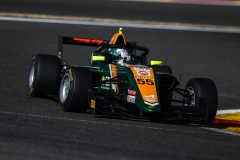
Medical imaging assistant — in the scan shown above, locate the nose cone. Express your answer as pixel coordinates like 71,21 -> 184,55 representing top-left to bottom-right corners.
129,66 -> 161,113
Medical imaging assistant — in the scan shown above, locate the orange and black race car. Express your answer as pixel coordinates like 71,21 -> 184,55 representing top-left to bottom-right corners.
28,28 -> 218,124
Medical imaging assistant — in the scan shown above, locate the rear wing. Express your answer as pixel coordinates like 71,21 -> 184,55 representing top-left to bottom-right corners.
57,36 -> 149,59
58,36 -> 110,59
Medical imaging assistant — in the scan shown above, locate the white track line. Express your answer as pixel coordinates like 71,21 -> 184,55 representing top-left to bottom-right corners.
116,0 -> 240,6
217,109 -> 240,115
1,16 -> 240,34
203,127 -> 240,136
0,110 -> 239,136
209,109 -> 240,137
0,110 -> 218,135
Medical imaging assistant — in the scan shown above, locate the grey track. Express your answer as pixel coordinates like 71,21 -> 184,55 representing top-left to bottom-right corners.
1,0 -> 240,26
0,1 -> 240,160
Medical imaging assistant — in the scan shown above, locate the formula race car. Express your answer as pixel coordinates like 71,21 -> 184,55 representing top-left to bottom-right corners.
28,28 -> 218,124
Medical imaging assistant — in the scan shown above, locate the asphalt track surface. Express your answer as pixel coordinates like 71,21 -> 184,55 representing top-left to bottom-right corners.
1,1 -> 240,160
1,0 -> 240,26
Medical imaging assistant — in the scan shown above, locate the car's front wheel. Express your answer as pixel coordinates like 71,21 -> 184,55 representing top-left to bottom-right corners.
185,78 -> 218,124
59,67 -> 92,112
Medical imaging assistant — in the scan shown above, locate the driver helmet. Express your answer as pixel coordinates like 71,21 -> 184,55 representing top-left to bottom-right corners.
109,48 -> 130,65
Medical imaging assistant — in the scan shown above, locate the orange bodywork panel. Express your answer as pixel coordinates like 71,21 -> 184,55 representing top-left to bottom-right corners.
109,33 -> 127,45
110,64 -> 119,93
130,66 -> 159,105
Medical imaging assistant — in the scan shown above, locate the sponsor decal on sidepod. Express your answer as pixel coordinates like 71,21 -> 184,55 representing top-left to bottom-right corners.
127,95 -> 136,104
128,89 -> 136,96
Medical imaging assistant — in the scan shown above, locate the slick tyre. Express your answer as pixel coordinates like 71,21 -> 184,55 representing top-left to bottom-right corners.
185,78 -> 218,124
28,54 -> 61,97
59,67 -> 92,112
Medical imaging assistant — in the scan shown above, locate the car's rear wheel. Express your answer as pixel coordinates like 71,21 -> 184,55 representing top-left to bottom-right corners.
59,67 -> 92,112
185,78 -> 218,124
28,54 -> 61,97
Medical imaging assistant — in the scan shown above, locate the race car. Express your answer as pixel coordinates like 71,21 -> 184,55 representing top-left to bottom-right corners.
28,28 -> 218,124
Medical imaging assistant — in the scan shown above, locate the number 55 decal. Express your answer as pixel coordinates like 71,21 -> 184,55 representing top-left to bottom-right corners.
137,79 -> 154,85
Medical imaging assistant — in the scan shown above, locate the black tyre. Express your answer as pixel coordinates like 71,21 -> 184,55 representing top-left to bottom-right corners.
151,65 -> 172,74
185,78 -> 218,124
28,54 -> 61,97
59,67 -> 92,112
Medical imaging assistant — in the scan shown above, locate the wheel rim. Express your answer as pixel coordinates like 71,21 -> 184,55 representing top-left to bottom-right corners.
59,74 -> 71,104
29,61 -> 35,88
185,86 -> 196,107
